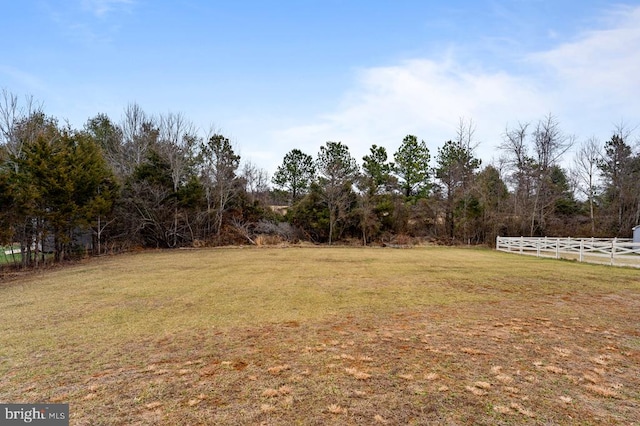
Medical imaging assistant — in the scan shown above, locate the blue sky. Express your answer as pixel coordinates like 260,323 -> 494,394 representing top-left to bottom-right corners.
2,0 -> 640,174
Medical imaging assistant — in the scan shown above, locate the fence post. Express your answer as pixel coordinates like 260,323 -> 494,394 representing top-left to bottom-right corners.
579,239 -> 584,263
611,238 -> 616,266
520,236 -> 524,254
556,238 -> 560,259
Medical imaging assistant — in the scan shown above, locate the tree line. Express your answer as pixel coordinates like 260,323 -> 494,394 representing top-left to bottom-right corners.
1,90 -> 639,267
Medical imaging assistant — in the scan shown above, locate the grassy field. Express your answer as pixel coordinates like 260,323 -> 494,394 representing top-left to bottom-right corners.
0,245 -> 21,265
0,247 -> 639,425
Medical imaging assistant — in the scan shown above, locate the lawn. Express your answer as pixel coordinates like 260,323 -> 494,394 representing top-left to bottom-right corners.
0,247 -> 639,425
0,245 -> 21,265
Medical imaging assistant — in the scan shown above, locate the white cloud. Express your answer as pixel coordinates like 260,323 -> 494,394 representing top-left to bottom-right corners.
269,5 -> 640,170
528,5 -> 640,128
272,58 -> 549,168
532,5 -> 640,86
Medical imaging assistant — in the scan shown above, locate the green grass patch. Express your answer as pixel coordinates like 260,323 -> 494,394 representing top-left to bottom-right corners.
0,245 -> 21,265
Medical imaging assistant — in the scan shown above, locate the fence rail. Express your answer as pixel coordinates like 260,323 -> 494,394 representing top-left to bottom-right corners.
496,237 -> 640,267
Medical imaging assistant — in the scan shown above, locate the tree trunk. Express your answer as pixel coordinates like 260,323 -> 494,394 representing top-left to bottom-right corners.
328,205 -> 334,245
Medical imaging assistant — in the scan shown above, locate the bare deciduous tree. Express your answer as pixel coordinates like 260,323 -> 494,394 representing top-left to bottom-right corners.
85,113 -> 125,178
0,89 -> 44,170
157,112 -> 198,246
199,133 -> 241,237
499,115 -> 574,235
241,160 -> 270,204
530,114 -> 574,234
499,122 -> 533,233
120,103 -> 158,175
573,137 -> 601,234
455,117 -> 481,243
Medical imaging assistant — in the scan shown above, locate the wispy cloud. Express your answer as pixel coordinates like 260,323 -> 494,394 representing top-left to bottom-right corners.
0,65 -> 49,94
42,0 -> 136,46
80,0 -> 135,18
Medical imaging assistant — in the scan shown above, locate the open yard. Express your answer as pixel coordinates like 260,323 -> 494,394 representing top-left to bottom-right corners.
0,245 -> 21,265
0,247 -> 639,425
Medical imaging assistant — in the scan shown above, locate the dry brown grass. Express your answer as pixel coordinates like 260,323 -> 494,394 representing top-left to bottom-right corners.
0,247 -> 639,425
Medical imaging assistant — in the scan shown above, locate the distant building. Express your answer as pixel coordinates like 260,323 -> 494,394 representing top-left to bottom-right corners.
269,205 -> 289,216
634,225 -> 640,243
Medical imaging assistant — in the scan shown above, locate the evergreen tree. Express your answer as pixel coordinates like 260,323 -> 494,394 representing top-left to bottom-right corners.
272,149 -> 315,204
10,124 -> 116,263
316,141 -> 358,244
199,134 -> 241,237
358,144 -> 395,244
435,139 -> 481,240
474,165 -> 508,244
598,133 -> 640,235
361,144 -> 393,196
393,135 -> 430,198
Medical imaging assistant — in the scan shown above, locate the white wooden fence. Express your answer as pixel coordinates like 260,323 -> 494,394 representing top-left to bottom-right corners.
496,237 -> 640,267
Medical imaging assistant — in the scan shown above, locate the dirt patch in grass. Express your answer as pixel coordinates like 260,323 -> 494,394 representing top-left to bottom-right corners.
6,300 -> 638,425
0,247 -> 639,424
